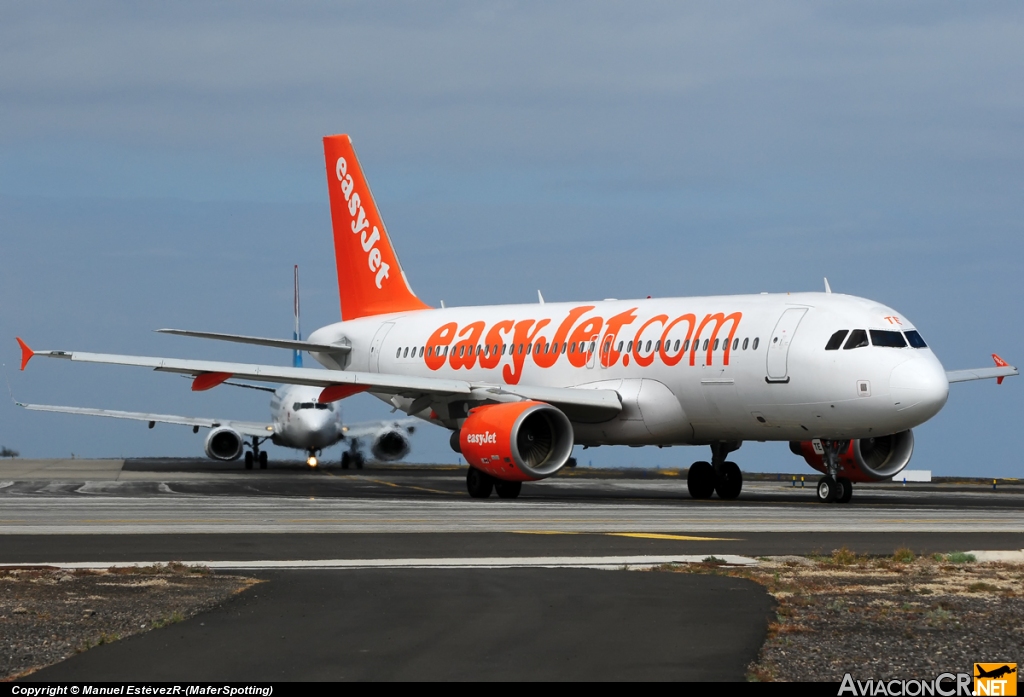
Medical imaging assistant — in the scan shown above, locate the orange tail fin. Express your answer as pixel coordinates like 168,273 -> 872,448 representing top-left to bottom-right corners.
323,135 -> 430,321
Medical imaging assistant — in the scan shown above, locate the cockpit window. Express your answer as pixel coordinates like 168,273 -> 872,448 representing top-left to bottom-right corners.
825,330 -> 848,351
294,402 -> 329,411
843,330 -> 869,350
905,330 -> 928,348
870,330 -> 908,348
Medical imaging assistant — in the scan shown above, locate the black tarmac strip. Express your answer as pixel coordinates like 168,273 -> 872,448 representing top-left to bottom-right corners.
1,531 -> 1022,564
23,568 -> 774,681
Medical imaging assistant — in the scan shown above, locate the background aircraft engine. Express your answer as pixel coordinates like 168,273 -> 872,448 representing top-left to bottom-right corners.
790,430 -> 915,482
204,427 -> 244,461
459,400 -> 574,482
371,428 -> 412,461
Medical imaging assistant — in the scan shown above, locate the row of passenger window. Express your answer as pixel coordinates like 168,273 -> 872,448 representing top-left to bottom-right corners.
824,329 -> 928,351
395,336 -> 762,360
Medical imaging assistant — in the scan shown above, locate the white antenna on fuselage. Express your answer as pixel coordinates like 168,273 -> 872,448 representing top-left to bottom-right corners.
824,277 -> 832,294
538,290 -> 545,304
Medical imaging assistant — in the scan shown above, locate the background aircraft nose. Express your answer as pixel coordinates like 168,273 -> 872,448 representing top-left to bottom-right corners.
890,355 -> 949,423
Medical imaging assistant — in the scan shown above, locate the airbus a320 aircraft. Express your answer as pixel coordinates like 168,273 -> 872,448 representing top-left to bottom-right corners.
16,135 -> 1018,502
16,266 -> 416,470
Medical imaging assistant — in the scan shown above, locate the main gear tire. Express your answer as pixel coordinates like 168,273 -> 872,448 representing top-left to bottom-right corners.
466,467 -> 494,499
687,461 -> 715,500
494,480 -> 522,499
244,452 -> 254,470
715,461 -> 743,500
258,451 -> 268,470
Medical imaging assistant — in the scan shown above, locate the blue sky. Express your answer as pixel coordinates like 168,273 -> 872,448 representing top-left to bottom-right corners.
1,2 -> 1021,475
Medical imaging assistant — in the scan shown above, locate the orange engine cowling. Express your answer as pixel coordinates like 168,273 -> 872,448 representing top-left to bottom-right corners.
459,401 -> 575,482
790,430 -> 915,482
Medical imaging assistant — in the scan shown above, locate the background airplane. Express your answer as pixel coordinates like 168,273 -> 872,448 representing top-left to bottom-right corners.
16,136 -> 1018,500
15,266 -> 416,470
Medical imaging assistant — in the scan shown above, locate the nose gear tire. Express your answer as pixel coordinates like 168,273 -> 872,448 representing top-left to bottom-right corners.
817,475 -> 838,503
836,476 -> 853,503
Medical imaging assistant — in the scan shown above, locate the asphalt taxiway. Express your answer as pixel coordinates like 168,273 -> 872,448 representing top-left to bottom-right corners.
3,458 -> 1022,680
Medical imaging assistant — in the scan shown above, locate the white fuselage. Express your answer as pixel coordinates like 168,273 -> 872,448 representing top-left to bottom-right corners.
269,384 -> 345,451
307,292 -> 949,445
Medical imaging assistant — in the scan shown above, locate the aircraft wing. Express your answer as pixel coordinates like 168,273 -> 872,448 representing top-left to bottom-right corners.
18,340 -> 623,421
343,417 -> 419,439
156,329 -> 351,356
16,402 -> 273,438
946,354 -> 1018,384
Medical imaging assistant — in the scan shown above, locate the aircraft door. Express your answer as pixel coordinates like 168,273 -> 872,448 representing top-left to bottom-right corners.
765,308 -> 808,382
369,322 -> 395,372
586,334 -> 600,368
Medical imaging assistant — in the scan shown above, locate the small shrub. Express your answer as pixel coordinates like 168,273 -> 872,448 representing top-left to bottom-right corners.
893,548 -> 916,564
830,547 -> 861,566
944,552 -> 976,564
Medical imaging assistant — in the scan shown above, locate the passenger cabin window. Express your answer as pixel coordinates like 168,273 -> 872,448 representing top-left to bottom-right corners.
870,330 -> 908,348
825,330 -> 849,351
752,337 -> 759,350
843,330 -> 869,350
905,330 -> 928,348
395,347 -> 401,358
742,338 -> 749,350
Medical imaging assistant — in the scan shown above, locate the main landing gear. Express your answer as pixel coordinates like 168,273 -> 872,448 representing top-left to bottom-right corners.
815,440 -> 854,504
687,442 -> 743,500
466,467 -> 521,499
340,440 -> 364,470
244,438 -> 269,470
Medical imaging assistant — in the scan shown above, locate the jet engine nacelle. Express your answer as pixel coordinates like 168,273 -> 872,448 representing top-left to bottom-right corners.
790,430 -> 915,482
460,401 -> 574,482
204,427 -> 244,461
371,427 -> 412,461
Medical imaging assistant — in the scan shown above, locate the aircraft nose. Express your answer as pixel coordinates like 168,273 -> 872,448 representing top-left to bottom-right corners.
890,354 -> 949,424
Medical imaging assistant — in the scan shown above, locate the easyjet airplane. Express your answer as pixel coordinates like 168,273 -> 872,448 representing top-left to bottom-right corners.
16,135 -> 1018,503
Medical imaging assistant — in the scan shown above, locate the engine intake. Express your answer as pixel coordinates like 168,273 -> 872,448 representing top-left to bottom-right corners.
791,430 -> 915,482
371,428 -> 411,461
204,427 -> 243,461
459,401 -> 574,482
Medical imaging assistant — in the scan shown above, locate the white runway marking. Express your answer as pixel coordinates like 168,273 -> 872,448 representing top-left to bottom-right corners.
1,554 -> 760,570
0,497 -> 1022,533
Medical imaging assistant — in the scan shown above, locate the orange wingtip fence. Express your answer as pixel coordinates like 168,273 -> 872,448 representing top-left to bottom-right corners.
15,338 -> 34,371
992,354 -> 1009,384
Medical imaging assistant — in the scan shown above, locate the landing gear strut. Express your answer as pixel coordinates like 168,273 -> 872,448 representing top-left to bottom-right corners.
816,440 -> 853,503
688,441 -> 743,500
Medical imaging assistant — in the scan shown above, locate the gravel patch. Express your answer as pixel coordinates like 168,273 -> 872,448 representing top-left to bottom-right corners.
657,550 -> 1024,682
0,564 -> 257,680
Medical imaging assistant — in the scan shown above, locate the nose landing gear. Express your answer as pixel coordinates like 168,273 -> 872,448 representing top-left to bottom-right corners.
816,440 -> 854,503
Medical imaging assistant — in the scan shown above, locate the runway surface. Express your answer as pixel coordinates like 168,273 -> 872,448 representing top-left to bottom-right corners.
25,568 -> 774,682
4,459 -> 1020,681
1,459 -> 1021,561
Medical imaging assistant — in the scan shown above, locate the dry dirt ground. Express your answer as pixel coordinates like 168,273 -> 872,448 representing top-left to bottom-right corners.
0,564 -> 257,680
659,549 -> 1024,682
